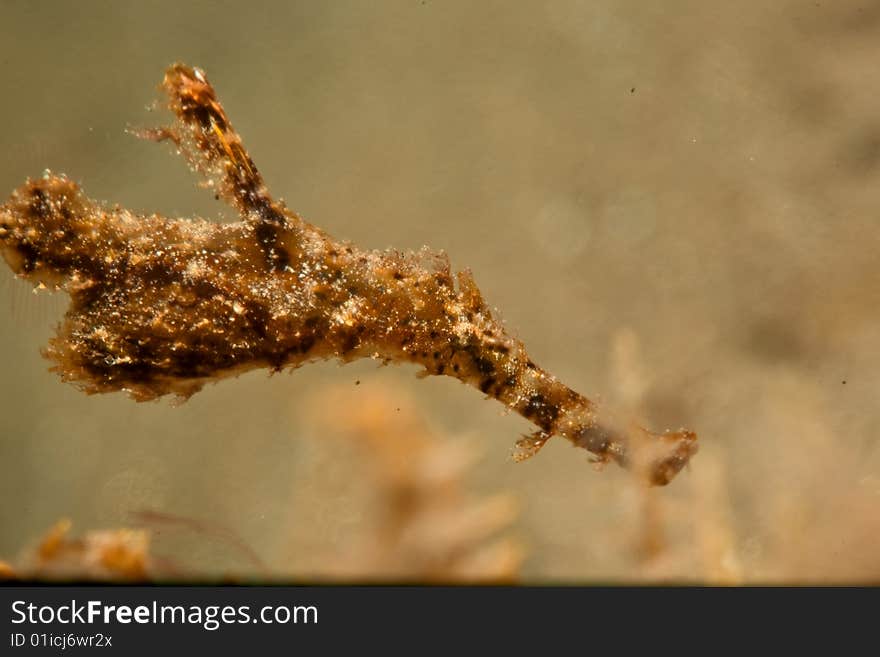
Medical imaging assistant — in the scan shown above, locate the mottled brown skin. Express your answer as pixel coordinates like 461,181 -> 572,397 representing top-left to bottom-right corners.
0,64 -> 696,485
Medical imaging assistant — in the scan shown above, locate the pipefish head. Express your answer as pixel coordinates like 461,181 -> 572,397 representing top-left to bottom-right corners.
573,422 -> 698,486
642,428 -> 698,486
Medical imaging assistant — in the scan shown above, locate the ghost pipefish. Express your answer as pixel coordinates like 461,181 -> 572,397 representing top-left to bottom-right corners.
0,64 -> 696,485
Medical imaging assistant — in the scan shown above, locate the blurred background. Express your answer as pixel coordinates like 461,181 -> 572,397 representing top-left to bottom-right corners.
1,0 -> 879,582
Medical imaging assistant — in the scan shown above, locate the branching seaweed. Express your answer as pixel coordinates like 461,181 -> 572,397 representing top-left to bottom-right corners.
302,384 -> 523,582
1,519 -> 151,582
0,64 -> 697,484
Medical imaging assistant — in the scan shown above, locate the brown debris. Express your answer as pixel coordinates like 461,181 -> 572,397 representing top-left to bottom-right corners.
0,63 -> 696,484
10,519 -> 151,582
0,560 -> 15,580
